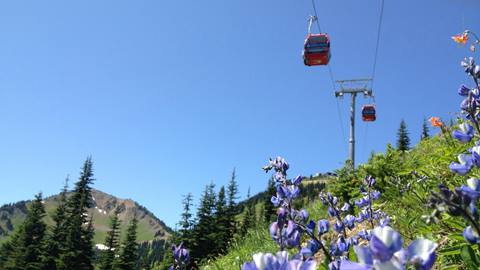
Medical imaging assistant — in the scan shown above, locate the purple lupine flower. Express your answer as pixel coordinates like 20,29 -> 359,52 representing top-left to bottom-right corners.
369,226 -> 403,262
241,251 -> 317,270
300,209 -> 309,222
271,196 -> 281,207
276,184 -> 300,202
358,209 -> 370,221
471,146 -> 480,167
452,123 -> 474,143
473,88 -> 480,98
171,243 -> 189,266
379,216 -> 390,227
407,239 -> 438,270
449,154 -> 474,175
454,186 -> 473,208
274,172 -> 284,182
263,156 -> 289,175
276,207 -> 287,219
333,220 -> 344,233
301,239 -> 320,259
471,202 -> 479,219
332,196 -> 338,205
269,222 -> 280,240
462,57 -> 480,80
460,98 -> 475,117
329,244 -> 342,257
341,203 -> 350,212
336,236 -> 349,253
289,185 -> 300,200
269,220 -> 301,249
330,236 -> 350,257
329,259 -> 372,270
355,197 -> 368,208
328,207 -> 337,217
320,196 -> 329,206
292,175 -> 303,185
459,84 -> 471,96
306,220 -> 315,234
285,229 -> 301,248
463,226 -> 480,244
356,215 -> 364,223
348,236 -> 359,246
344,215 -> 356,230
334,227 -> 437,270
276,185 -> 287,199
364,176 -> 376,187
317,219 -> 330,235
371,190 -> 381,200
357,229 -> 371,241
459,178 -> 480,200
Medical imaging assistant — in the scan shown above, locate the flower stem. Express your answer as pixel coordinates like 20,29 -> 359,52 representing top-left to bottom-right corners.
367,187 -> 375,229
295,222 -> 332,262
330,201 -> 347,237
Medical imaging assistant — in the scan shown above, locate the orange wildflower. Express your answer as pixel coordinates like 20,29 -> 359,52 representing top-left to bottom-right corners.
452,32 -> 469,45
429,117 -> 443,127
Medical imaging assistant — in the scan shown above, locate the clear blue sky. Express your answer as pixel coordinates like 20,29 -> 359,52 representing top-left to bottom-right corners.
0,0 -> 479,228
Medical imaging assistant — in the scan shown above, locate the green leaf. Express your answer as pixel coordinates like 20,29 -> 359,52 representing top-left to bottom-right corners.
441,265 -> 462,270
460,245 -> 479,269
319,257 -> 329,270
348,248 -> 357,262
439,244 -> 466,256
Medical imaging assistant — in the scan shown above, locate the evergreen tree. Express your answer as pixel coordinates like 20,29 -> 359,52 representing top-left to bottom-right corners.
421,118 -> 430,140
60,157 -> 96,270
227,169 -> 239,208
226,169 -> 239,240
214,186 -> 229,254
82,217 -> 96,268
191,183 -> 216,262
44,179 -> 69,270
117,217 -> 139,270
1,193 -> 47,270
241,188 -> 255,236
98,208 -> 121,270
178,193 -> 193,247
396,119 -> 411,151
0,234 -> 17,268
257,204 -> 265,224
263,177 -> 276,223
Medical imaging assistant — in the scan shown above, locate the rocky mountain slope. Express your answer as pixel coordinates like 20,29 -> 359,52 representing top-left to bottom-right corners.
0,189 -> 172,244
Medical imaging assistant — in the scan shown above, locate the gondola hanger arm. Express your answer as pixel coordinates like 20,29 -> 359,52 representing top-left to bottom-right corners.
307,15 -> 317,35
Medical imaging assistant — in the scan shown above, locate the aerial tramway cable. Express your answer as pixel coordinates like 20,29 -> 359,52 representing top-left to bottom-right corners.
310,0 -> 346,142
371,0 -> 385,89
307,0 -> 386,159
362,0 -> 385,157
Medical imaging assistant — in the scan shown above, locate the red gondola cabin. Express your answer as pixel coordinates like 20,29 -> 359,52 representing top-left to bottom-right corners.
362,105 -> 376,122
303,33 -> 331,66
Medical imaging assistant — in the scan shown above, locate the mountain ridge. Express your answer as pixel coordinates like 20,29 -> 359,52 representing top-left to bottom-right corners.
0,188 -> 172,244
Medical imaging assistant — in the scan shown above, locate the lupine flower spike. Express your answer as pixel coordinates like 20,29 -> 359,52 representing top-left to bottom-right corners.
169,243 -> 189,270
264,157 -> 332,262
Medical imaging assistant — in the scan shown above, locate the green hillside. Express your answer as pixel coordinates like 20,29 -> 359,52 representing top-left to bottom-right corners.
200,130 -> 479,269
201,199 -> 329,270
